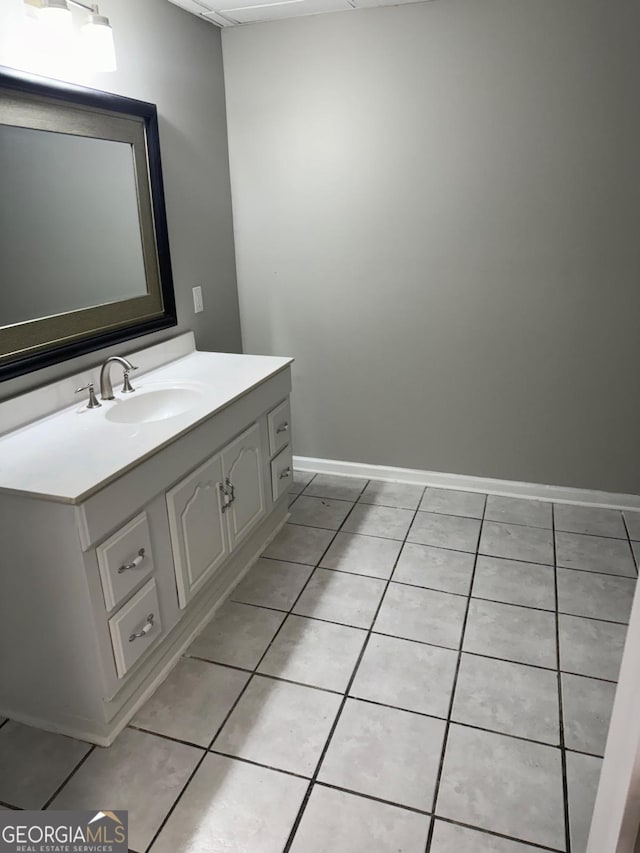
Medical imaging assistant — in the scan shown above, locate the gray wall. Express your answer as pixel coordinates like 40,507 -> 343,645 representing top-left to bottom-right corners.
0,0 -> 241,399
223,0 -> 640,494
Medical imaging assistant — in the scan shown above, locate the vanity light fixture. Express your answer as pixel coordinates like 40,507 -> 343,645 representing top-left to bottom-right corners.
24,0 -> 117,72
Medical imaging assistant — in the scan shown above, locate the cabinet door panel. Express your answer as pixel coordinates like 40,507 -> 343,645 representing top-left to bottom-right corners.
222,423 -> 265,550
166,453 -> 228,608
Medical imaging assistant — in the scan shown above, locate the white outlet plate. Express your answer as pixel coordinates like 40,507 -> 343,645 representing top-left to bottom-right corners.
192,286 -> 204,313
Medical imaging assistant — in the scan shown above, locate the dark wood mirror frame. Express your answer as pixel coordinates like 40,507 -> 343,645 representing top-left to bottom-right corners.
0,66 -> 177,382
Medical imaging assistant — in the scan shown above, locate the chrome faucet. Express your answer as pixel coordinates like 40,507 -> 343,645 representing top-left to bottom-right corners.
100,355 -> 138,400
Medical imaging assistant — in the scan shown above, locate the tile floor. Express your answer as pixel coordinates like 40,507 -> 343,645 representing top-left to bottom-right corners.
0,471 -> 638,853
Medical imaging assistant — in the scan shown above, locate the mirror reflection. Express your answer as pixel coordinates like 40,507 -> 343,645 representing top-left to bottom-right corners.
0,124 -> 148,328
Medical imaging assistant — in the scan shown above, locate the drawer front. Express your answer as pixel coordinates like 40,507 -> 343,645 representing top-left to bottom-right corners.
271,445 -> 293,502
108,579 -> 162,679
267,398 -> 291,457
97,513 -> 154,611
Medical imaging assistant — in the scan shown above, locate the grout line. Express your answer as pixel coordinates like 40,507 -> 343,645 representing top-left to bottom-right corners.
423,492 -> 487,853
314,779 -> 432,817
42,745 -> 96,810
0,799 -> 22,810
186,601 -> 621,684
281,483 -> 428,852
153,656 -> 604,755
208,749 -> 312,781
552,504 -> 573,853
432,815 -> 564,853
622,514 -> 639,578
236,563 -> 634,624
262,535 -> 640,579
128,724 -> 208,751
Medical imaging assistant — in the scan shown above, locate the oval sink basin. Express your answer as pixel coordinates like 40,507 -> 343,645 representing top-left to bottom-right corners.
105,388 -> 202,424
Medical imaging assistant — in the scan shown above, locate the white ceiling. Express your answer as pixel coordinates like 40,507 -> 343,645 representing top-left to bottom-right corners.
169,0 -> 429,27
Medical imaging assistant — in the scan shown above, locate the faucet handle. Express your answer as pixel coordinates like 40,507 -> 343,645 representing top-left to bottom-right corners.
122,369 -> 136,394
75,382 -> 102,409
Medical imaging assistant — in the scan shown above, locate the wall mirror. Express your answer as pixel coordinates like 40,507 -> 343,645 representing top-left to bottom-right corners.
0,66 -> 176,381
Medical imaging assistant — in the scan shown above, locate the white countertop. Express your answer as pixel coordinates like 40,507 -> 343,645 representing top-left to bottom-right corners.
0,347 -> 292,503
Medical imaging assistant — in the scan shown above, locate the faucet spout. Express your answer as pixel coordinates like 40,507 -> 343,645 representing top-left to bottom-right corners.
100,356 -> 137,400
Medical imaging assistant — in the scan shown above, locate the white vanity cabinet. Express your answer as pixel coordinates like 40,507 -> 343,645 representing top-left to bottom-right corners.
0,339 -> 293,746
167,422 -> 265,609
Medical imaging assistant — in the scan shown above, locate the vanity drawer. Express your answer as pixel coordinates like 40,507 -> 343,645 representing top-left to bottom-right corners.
97,512 -> 154,611
271,445 -> 293,502
108,579 -> 162,679
267,398 -> 291,457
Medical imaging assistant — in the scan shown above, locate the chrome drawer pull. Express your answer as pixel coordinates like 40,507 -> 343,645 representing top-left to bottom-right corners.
129,613 -> 155,642
118,548 -> 145,573
279,466 -> 292,480
276,422 -> 289,434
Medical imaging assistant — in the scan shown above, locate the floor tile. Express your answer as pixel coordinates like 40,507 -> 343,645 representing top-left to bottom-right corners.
291,470 -> 315,494
319,531 -> 402,579
464,599 -> 556,668
0,721 -> 90,809
566,751 -> 602,853
213,675 -> 341,776
149,753 -> 307,853
420,487 -> 486,518
262,524 -> 334,566
436,724 -> 565,849
231,557 -> 313,610
623,511 -> 640,541
342,503 -> 414,540
374,583 -> 467,649
350,633 -> 457,717
303,473 -> 368,501
557,568 -> 635,624
559,614 -> 627,681
289,785 -> 430,853
562,673 -> 616,756
472,556 -> 555,610
452,654 -> 559,745
393,543 -> 474,595
288,495 -> 353,530
50,728 -> 201,853
187,600 -> 285,669
318,699 -> 445,811
556,532 -> 636,577
131,658 -> 249,747
359,480 -> 424,510
408,512 -> 481,552
430,821 -> 544,853
484,495 -> 552,529
555,504 -> 626,539
480,521 -> 553,565
293,568 -> 386,628
257,615 -> 366,691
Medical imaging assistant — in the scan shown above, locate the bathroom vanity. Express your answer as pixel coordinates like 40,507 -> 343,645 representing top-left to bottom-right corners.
0,333 -> 293,745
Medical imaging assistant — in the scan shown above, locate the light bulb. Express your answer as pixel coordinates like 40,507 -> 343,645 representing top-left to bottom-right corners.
81,14 -> 117,72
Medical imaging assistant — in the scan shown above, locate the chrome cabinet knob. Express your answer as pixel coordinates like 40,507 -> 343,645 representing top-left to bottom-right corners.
279,466 -> 292,480
276,422 -> 289,434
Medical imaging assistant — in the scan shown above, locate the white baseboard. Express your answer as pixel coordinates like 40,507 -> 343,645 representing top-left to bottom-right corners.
293,455 -> 640,511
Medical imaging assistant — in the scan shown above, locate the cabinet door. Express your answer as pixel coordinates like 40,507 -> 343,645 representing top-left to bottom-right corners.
222,423 -> 265,550
166,453 -> 229,609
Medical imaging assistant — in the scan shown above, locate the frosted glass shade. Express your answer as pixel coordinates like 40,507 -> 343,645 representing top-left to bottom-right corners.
81,15 -> 117,72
